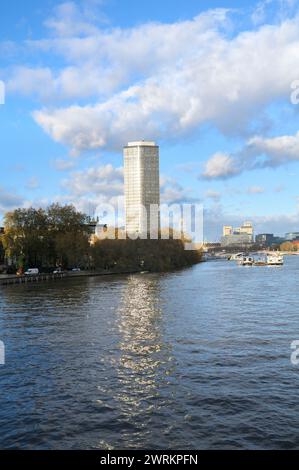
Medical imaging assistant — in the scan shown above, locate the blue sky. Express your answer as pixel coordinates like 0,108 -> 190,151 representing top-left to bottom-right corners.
1,0 -> 299,240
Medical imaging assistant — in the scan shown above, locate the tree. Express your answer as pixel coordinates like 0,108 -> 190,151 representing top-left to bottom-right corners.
280,241 -> 297,252
1,204 -> 91,270
91,235 -> 202,273
2,208 -> 49,269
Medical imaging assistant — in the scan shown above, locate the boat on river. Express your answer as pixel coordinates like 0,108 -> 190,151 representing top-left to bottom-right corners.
266,254 -> 284,266
236,253 -> 284,266
237,256 -> 254,266
228,253 -> 244,261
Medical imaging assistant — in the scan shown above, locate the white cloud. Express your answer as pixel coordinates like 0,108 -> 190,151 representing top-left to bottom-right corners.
57,168 -> 199,215
44,1 -> 107,38
248,132 -> 299,166
8,67 -> 54,98
2,7 -> 298,153
62,164 -> 124,197
202,152 -> 240,179
202,129 -> 299,180
10,8 -> 231,101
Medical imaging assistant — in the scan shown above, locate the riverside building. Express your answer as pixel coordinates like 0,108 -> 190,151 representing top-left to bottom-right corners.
124,141 -> 160,236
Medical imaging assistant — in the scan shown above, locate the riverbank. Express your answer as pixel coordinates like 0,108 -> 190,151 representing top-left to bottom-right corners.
0,269 -> 147,286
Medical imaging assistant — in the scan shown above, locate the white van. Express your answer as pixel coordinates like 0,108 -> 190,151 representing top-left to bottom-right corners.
25,268 -> 39,276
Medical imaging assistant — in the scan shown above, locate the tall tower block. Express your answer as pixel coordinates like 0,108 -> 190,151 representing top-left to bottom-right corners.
124,141 -> 160,235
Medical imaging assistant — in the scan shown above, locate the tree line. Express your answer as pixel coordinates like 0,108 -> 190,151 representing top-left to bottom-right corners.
0,204 -> 202,274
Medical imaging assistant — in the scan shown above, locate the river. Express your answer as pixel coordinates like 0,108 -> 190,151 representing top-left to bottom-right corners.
0,257 -> 299,449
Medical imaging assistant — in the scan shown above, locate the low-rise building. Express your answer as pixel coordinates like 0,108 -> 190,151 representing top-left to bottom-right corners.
285,232 -> 299,241
221,233 -> 253,247
223,226 -> 233,237
256,233 -> 275,246
221,221 -> 254,247
256,233 -> 285,247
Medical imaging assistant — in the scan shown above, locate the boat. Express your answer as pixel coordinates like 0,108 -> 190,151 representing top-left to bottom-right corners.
253,254 -> 268,266
228,253 -> 244,261
254,259 -> 267,266
266,254 -> 284,266
237,256 -> 254,266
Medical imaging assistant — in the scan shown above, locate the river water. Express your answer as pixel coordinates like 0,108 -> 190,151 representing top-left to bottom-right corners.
1,257 -> 299,450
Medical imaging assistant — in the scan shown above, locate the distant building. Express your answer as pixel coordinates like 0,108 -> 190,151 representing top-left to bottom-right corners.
223,226 -> 233,237
239,221 -> 254,238
285,232 -> 299,241
124,141 -> 160,235
256,233 -> 275,246
221,221 -> 254,247
256,233 -> 285,247
221,233 -> 253,247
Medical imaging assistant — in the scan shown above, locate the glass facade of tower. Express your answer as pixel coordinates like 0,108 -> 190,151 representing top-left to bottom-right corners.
124,141 -> 160,235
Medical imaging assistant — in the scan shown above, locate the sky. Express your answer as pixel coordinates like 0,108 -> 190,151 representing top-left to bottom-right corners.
1,0 -> 299,240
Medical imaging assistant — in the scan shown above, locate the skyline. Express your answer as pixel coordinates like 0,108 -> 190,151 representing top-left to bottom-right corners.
1,0 -> 299,240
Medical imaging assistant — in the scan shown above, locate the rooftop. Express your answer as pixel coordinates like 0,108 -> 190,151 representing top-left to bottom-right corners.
126,141 -> 157,147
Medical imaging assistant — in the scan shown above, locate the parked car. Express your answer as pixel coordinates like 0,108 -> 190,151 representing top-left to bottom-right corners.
71,268 -> 81,272
53,268 -> 64,274
25,268 -> 39,276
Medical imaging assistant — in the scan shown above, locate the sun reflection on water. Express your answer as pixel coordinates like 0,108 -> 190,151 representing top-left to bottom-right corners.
113,275 -> 175,443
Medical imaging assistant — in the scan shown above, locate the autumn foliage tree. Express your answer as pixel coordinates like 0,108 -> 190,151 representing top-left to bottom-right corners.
1,204 -> 90,270
91,231 -> 202,272
1,207 -> 202,273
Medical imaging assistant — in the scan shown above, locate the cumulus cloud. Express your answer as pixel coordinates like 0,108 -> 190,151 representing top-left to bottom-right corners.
46,163 -> 125,218
202,152 -> 240,179
202,129 -> 299,179
56,167 -> 199,216
2,5 -> 299,153
247,132 -> 299,167
44,1 -> 105,38
62,164 -> 124,197
8,67 -> 54,98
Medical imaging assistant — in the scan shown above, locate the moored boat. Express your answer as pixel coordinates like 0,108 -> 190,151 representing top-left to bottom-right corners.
266,254 -> 284,266
254,259 -> 267,266
228,253 -> 244,261
237,256 -> 254,266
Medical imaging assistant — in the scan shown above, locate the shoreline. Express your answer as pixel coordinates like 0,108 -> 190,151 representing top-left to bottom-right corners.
0,269 -> 145,286
0,263 -> 201,287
